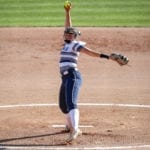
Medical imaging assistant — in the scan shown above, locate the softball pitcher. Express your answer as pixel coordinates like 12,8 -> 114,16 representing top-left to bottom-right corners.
59,2 -> 129,143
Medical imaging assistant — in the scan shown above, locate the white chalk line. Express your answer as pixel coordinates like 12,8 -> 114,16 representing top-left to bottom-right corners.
0,103 -> 150,109
0,145 -> 150,150
52,124 -> 94,128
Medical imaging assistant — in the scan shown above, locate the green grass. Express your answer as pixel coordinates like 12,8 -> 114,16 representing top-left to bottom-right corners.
0,0 -> 149,27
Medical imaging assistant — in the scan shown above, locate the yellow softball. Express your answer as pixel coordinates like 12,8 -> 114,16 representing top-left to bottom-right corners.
64,1 -> 71,8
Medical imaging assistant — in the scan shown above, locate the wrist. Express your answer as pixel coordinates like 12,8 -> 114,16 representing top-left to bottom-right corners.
100,53 -> 109,59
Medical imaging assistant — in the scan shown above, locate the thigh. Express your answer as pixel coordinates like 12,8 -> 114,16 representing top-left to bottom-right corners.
65,71 -> 82,111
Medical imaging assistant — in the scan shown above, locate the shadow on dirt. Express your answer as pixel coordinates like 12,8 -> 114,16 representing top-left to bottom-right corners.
0,131 -> 67,147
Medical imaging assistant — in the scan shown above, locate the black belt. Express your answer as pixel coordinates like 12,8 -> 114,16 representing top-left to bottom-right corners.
61,68 -> 78,75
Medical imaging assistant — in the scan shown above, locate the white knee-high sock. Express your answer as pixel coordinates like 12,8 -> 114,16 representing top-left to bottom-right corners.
69,108 -> 79,130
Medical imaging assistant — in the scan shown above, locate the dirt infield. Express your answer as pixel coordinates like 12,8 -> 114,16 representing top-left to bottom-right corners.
0,27 -> 150,149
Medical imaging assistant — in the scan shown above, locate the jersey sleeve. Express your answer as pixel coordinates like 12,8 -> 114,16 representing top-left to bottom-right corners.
75,41 -> 86,52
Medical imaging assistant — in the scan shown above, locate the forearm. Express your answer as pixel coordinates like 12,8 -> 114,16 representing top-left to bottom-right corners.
65,9 -> 72,28
81,47 -> 109,59
81,48 -> 99,57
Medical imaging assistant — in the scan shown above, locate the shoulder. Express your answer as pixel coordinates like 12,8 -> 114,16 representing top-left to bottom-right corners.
71,40 -> 86,52
73,40 -> 86,46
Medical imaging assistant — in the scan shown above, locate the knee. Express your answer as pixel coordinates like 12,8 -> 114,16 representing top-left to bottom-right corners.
68,104 -> 77,112
59,104 -> 68,114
